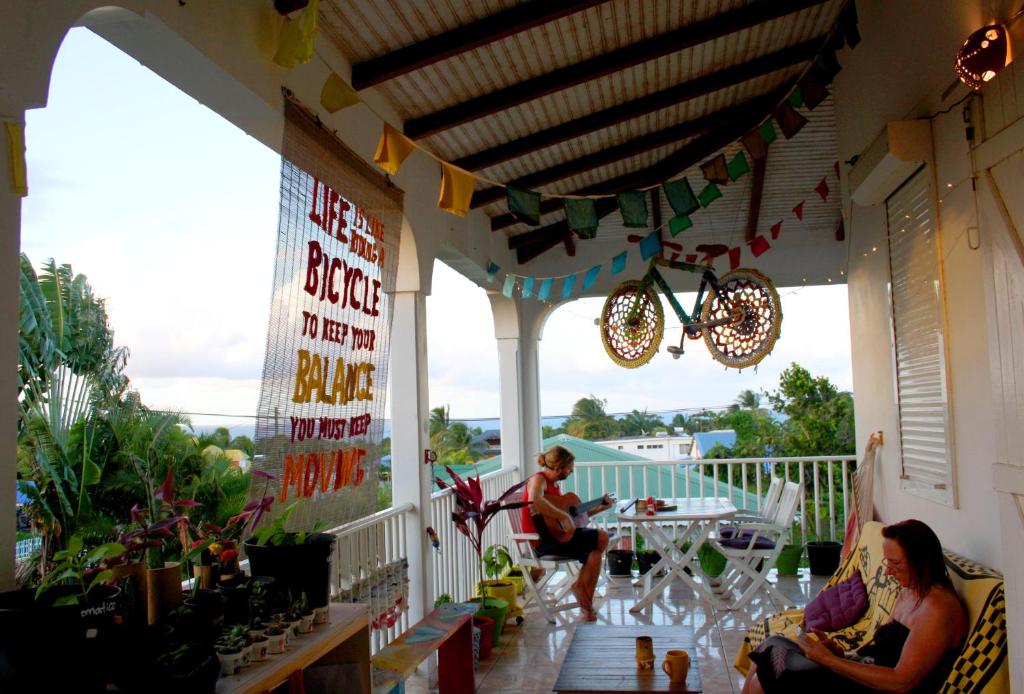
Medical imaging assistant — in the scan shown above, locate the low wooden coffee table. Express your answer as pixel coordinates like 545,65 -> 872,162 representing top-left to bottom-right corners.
553,625 -> 701,693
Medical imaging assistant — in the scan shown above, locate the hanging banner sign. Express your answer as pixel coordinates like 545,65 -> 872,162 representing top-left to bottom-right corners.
252,104 -> 401,531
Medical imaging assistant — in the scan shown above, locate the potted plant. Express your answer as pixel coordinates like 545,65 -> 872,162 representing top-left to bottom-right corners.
634,534 -> 661,576
151,644 -> 220,693
697,543 -> 727,579
776,525 -> 804,576
606,547 -> 634,576
502,565 -> 526,595
434,466 -> 527,647
482,544 -> 522,626
806,530 -> 842,576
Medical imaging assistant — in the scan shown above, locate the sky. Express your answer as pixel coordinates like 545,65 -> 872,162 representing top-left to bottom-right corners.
21,29 -> 852,431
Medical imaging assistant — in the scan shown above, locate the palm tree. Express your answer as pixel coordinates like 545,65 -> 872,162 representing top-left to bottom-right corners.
621,409 -> 664,436
429,405 -> 451,441
735,389 -> 762,411
564,395 -> 618,440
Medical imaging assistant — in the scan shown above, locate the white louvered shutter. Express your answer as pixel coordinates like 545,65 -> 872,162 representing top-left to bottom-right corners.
886,168 -> 956,506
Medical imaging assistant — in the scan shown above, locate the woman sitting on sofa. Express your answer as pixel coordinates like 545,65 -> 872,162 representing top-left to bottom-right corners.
742,519 -> 967,694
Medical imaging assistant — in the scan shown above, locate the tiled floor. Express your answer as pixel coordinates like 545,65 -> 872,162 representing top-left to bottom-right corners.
405,569 -> 827,694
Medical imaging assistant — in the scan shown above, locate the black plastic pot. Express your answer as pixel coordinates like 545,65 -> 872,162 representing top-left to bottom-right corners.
0,585 -> 122,692
806,541 -> 842,576
606,549 -> 634,576
636,551 -> 661,575
244,533 -> 334,608
179,589 -> 227,643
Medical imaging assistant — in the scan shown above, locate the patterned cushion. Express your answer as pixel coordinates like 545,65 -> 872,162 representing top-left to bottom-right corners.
804,571 -> 868,632
734,522 -> 1009,694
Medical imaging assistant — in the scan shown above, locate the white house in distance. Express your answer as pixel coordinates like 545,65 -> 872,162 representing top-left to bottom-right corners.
596,431 -> 694,461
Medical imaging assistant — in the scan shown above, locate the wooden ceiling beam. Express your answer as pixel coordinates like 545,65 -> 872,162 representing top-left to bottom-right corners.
513,199 -> 619,264
350,0 -> 610,90
404,0 -> 829,139
471,92 -> 779,209
455,39 -> 821,172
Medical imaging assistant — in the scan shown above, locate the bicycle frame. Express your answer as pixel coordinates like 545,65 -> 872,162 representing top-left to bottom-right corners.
629,257 -> 736,338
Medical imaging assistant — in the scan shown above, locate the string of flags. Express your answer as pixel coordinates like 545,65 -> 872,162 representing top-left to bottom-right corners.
271,0 -> 860,225
486,161 -> 842,303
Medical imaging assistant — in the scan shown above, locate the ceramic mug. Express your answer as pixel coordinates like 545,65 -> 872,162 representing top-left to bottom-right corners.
662,649 -> 690,685
635,636 -> 655,670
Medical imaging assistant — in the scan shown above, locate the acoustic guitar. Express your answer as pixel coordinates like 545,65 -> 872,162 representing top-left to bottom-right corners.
539,493 -> 615,543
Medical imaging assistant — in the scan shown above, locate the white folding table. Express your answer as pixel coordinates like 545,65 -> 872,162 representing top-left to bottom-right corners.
616,497 -> 737,612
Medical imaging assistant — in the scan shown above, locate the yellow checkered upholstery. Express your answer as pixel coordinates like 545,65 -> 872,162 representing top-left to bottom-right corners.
734,521 -> 1009,693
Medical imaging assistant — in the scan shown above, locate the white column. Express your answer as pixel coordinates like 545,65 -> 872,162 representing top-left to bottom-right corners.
389,290 -> 432,623
495,336 -> 526,478
0,113 -> 22,590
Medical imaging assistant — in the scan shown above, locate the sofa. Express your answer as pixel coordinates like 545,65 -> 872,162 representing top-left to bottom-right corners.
734,521 -> 1009,693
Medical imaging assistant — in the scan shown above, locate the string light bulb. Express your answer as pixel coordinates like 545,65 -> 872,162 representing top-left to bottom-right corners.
956,24 -> 1010,90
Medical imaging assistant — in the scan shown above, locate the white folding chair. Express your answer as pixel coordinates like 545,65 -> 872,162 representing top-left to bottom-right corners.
718,476 -> 784,538
714,480 -> 800,610
505,497 -> 583,624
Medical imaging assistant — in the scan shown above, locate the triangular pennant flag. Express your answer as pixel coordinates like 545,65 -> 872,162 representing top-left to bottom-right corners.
747,235 -> 770,257
616,191 -> 649,228
373,123 -> 415,175
814,50 -> 842,83
565,198 -> 598,238
835,218 -> 846,242
815,177 -> 830,202
537,277 -> 554,301
507,187 -> 541,226
729,247 -> 742,270
701,154 -> 730,184
5,122 -> 28,197
773,101 -> 808,139
273,0 -> 320,68
697,183 -> 722,208
798,72 -> 828,110
521,277 -> 535,299
486,261 -> 500,283
662,177 -> 700,216
581,265 -> 602,292
502,275 -> 516,298
320,72 -> 360,113
770,221 -> 782,240
669,215 -> 693,237
611,251 -> 628,275
561,274 -> 578,300
787,86 -> 804,108
438,162 -> 476,217
793,201 -> 805,221
834,160 -> 841,179
639,230 -> 663,260
839,1 -> 861,49
685,254 -> 698,264
759,119 -> 778,146
727,152 -> 751,181
741,128 -> 768,161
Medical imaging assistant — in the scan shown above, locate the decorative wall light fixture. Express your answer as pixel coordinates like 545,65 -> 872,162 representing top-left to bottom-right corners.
955,24 -> 1010,89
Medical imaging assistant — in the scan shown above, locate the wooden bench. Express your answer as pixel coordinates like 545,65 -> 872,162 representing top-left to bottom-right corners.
370,604 -> 476,694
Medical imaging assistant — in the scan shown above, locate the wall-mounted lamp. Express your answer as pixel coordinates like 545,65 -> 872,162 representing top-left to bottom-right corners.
955,24 -> 1010,90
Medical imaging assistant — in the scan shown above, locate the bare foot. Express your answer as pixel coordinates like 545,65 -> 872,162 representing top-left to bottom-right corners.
581,607 -> 598,622
571,583 -> 594,616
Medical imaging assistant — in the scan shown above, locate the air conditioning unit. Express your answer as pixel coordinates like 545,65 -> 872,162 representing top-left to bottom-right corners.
848,120 -> 932,205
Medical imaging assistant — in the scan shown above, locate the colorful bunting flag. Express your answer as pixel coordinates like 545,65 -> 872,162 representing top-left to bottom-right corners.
611,251 -> 627,275
697,183 -> 722,208
685,254 -> 698,264
561,274 -> 578,300
502,275 -> 516,298
727,152 -> 751,181
787,87 -> 804,108
507,187 -> 541,226
537,277 -> 554,301
729,247 -> 742,270
438,162 -> 476,217
669,215 -> 692,237
273,0 -> 319,68
521,277 -> 535,299
839,1 -> 861,49
773,102 -> 808,139
814,51 -> 842,82
748,235 -> 770,257
742,127 -> 769,161
581,265 -> 602,292
373,123 -> 415,175
616,191 -> 649,228
486,261 -> 500,283
565,198 -> 598,238
798,72 -> 828,110
663,177 -> 700,217
759,120 -> 778,146
770,221 -> 782,240
835,219 -> 846,242
834,160 -> 841,179
701,154 -> 730,184
815,177 -> 830,202
793,201 -> 805,221
639,230 -> 663,261
320,72 -> 360,113
4,122 -> 27,197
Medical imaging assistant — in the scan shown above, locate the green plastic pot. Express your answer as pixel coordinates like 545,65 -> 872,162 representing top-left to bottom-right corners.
698,545 -> 727,578
775,544 -> 803,576
468,596 -> 508,647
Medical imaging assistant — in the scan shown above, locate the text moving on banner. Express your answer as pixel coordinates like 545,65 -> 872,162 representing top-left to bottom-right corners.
252,102 -> 401,531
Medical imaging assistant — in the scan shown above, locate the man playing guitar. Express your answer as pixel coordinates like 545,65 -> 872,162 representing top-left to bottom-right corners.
521,445 -> 613,622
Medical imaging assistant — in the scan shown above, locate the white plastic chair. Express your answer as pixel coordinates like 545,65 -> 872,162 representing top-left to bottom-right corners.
505,495 -> 582,624
719,476 -> 784,538
714,480 -> 800,610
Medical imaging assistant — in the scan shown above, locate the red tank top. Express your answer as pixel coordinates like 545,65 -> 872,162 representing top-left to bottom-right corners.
520,472 -> 561,538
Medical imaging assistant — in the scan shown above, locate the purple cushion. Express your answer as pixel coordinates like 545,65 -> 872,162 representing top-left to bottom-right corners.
718,530 -> 776,550
803,572 -> 869,632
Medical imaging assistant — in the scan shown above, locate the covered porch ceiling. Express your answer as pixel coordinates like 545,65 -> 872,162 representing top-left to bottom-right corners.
320,0 -> 849,290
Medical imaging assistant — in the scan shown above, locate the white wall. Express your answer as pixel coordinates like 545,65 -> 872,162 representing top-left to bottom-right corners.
596,435 -> 693,462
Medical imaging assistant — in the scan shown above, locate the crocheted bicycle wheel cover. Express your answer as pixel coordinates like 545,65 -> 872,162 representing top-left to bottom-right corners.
600,280 -> 664,368
701,268 -> 782,369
